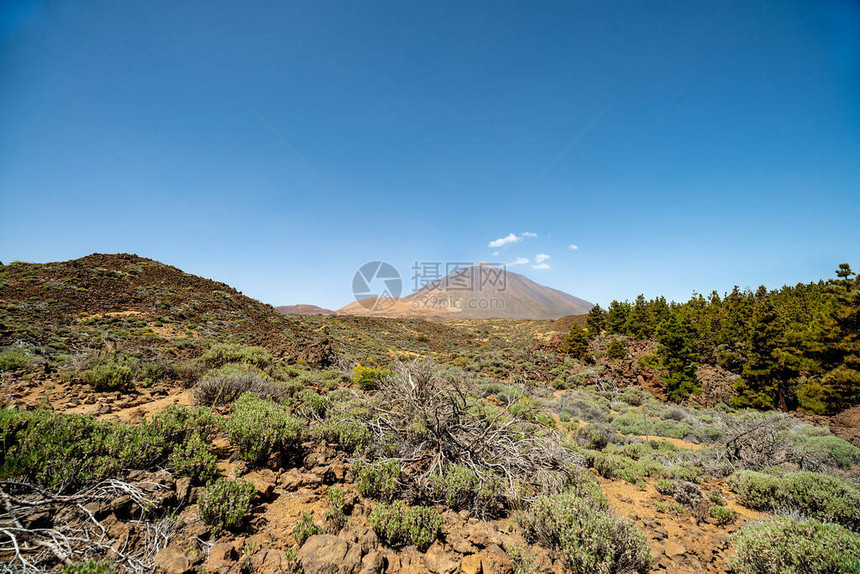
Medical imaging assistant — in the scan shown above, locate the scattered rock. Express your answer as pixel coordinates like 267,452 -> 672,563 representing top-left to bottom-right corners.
154,548 -> 192,574
298,534 -> 361,574
204,542 -> 236,574
424,540 -> 459,574
461,554 -> 482,574
663,539 -> 686,558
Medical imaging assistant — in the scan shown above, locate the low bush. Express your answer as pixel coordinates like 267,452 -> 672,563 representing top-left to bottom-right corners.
730,517 -> 860,573
293,511 -> 322,545
354,459 -> 401,501
0,405 -> 218,490
655,479 -> 674,495
64,560 -> 116,574
325,487 -> 348,534
671,480 -> 703,510
351,363 -> 391,390
428,464 -> 506,518
517,487 -> 652,574
192,372 -> 288,405
76,356 -> 135,391
199,343 -> 272,369
577,424 -> 610,451
369,501 -> 443,552
729,470 -> 860,531
198,478 -> 257,532
708,505 -> 734,525
315,417 -> 371,453
0,347 -> 33,371
654,501 -> 685,515
791,433 -> 860,471
225,393 -> 306,464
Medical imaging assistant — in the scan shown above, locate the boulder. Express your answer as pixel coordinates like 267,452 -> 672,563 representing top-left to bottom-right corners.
153,548 -> 192,574
298,534 -> 361,574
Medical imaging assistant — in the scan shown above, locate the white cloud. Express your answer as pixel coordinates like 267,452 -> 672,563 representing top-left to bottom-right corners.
568,244 -> 579,251
488,231 -> 538,249
531,263 -> 551,270
488,233 -> 520,248
534,253 -> 551,263
508,257 -> 530,266
492,251 -> 500,256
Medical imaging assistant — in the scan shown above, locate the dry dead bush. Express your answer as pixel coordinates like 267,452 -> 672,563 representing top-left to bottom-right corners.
362,360 -> 584,514
192,372 -> 287,405
0,479 -> 174,573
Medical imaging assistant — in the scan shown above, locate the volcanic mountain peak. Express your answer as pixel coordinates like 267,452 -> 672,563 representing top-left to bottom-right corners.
337,264 -> 593,319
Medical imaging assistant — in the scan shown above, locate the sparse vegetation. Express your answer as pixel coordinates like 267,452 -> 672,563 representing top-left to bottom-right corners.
225,392 -> 306,464
730,517 -> 860,573
369,501 -> 443,552
198,477 -> 257,532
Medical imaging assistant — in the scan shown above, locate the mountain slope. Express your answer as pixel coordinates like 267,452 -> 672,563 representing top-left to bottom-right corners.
337,265 -> 593,319
0,253 -> 322,359
276,304 -> 336,316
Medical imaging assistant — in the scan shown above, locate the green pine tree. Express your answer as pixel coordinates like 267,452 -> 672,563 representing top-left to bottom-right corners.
657,313 -> 699,401
560,324 -> 590,360
586,304 -> 606,339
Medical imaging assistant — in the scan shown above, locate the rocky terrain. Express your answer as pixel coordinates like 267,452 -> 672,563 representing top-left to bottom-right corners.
1,254 -> 859,574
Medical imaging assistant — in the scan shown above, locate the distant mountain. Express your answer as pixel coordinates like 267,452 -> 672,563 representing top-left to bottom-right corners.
276,304 -> 336,316
337,265 -> 593,319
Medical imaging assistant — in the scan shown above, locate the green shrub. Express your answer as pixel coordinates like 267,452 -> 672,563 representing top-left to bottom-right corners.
577,424 -> 610,451
293,510 -> 322,545
729,470 -> 860,531
428,464 -> 505,517
792,434 -> 860,470
77,357 -> 135,391
297,389 -> 328,418
708,505 -> 734,525
655,479 -> 674,495
517,488 -> 652,574
64,560 -> 116,574
0,406 -> 218,490
225,393 -> 306,464
325,488 -> 347,534
654,501 -> 684,515
198,478 -> 257,532
369,501 -> 442,552
730,517 -> 860,573
354,459 -> 401,501
315,417 -> 371,453
167,433 -> 219,483
0,347 -> 32,371
200,344 -> 272,369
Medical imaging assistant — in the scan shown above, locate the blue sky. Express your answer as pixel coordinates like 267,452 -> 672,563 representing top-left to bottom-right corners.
1,1 -> 858,309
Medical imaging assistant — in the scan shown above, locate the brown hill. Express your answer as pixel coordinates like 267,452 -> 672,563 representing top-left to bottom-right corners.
0,253 -> 325,361
337,265 -> 593,319
276,304 -> 336,316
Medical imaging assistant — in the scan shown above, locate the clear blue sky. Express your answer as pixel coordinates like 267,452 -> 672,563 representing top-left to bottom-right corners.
1,1 -> 858,309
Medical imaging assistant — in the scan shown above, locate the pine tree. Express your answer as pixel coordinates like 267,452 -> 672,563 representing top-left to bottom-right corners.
816,266 -> 860,412
586,304 -> 606,339
606,300 -> 629,334
734,295 -> 794,410
560,324 -> 590,360
657,313 -> 699,401
625,295 -> 653,340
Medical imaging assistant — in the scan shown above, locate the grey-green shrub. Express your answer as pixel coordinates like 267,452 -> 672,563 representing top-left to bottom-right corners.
225,393 -> 306,464
730,517 -> 860,573
354,459 -> 401,501
198,478 -> 257,532
199,343 -> 272,369
369,501 -> 442,551
729,470 -> 860,531
516,486 -> 652,574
